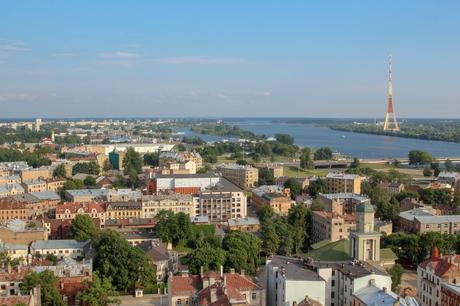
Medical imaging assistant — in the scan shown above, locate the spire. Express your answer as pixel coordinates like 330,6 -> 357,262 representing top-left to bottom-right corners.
383,53 -> 400,132
431,244 -> 440,260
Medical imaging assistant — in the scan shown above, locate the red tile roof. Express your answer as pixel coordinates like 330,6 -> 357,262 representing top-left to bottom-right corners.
0,296 -> 31,306
419,255 -> 460,277
0,198 -> 26,210
170,274 -> 201,295
198,283 -> 247,306
56,202 -> 105,214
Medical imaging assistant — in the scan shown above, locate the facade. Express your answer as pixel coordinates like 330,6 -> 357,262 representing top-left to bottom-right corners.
380,181 -> 405,195
168,269 -> 263,306
20,167 -> 52,182
412,215 -> 460,235
30,239 -> 90,259
0,175 -> 21,185
45,178 -> 66,191
252,185 -> 292,215
138,240 -> 178,281
319,193 -> 369,215
55,202 -> 106,225
227,217 -> 260,232
255,164 -> 284,178
442,283 -> 460,306
148,173 -> 221,195
0,199 -> 27,222
195,178 -> 247,222
310,211 -> 356,243
438,171 -> 460,192
417,246 -> 460,306
141,194 -> 195,218
12,191 -> 60,217
0,219 -> 47,244
217,164 -> 259,189
106,201 -> 142,219
108,148 -> 126,170
0,241 -> 28,260
22,179 -> 47,193
325,172 -> 362,194
0,183 -> 25,197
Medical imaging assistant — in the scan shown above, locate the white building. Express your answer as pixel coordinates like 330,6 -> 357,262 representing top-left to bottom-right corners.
30,239 -> 90,259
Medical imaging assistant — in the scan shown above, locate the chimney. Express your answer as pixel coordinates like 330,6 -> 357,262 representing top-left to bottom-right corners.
240,269 -> 245,276
17,264 -> 21,273
7,264 -> 11,274
224,274 -> 227,286
369,278 -> 375,286
200,266 -> 204,278
230,268 -> 235,274
210,288 -> 217,303
220,265 -> 223,277
382,287 -> 387,294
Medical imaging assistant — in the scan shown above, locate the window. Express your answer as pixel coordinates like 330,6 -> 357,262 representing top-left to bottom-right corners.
252,293 -> 257,300
176,299 -> 182,306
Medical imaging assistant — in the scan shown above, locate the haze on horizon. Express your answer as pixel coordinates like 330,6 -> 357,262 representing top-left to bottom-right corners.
1,1 -> 459,119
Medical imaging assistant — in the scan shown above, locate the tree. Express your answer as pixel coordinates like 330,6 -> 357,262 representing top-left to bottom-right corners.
73,161 -> 100,175
154,211 -> 192,245
261,221 -> 280,255
258,167 -> 275,186
430,162 -> 441,177
308,178 -> 327,198
222,231 -> 261,275
287,205 -> 310,253
350,158 -> 360,169
123,147 -> 143,174
103,159 -> 112,172
314,147 -> 333,160
94,230 -> 156,292
78,273 -> 121,306
408,150 -> 433,166
377,197 -> 400,221
53,164 -> 67,178
423,167 -> 433,177
299,147 -> 314,169
310,198 -> 325,211
275,134 -> 294,145
258,205 -> 274,224
284,178 -> 302,200
143,152 -> 159,167
388,264 -> 403,291
84,176 -> 97,186
445,159 -> 456,172
20,270 -> 65,306
69,214 -> 98,241
175,144 -> 187,152
187,245 -> 226,275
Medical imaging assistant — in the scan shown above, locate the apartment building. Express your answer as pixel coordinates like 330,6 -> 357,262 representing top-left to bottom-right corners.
20,167 -> 52,182
252,185 -> 292,215
325,172 -> 362,194
30,239 -> 90,259
217,164 -> 258,189
310,211 -> 356,243
147,173 -> 221,195
0,183 -> 25,197
168,268 -> 263,306
141,194 -> 195,218
0,199 -> 27,222
106,201 -> 142,219
0,175 -> 21,185
22,179 -> 47,193
255,164 -> 284,178
438,171 -> 460,192
442,283 -> 460,306
55,202 -> 106,225
195,178 -> 247,222
417,246 -> 460,306
0,219 -> 47,244
12,191 -> 60,217
160,151 -> 203,170
319,193 -> 369,215
45,178 -> 66,191
414,215 -> 460,234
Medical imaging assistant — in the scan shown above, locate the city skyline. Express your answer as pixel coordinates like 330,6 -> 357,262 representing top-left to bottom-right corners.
1,1 -> 460,118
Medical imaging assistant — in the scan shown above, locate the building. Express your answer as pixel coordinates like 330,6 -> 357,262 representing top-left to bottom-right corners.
276,176 -> 310,190
20,167 -> 52,182
351,285 -> 404,306
0,183 -> 25,197
380,181 -> 405,195
414,215 -> 460,235
0,175 -> 21,185
0,199 -> 27,222
12,191 -> 60,217
318,193 -> 369,215
255,164 -> 284,178
65,189 -> 109,202
147,173 -> 221,195
30,239 -> 90,259
417,246 -> 460,306
398,208 -> 435,233
217,164 -> 259,189
108,148 -> 126,170
0,241 -> 28,260
160,151 -> 203,170
325,172 -> 362,194
227,217 -> 260,232
438,171 -> 460,192
168,268 -> 263,306
0,219 -> 47,244
195,178 -> 247,222
118,230 -> 157,246
106,201 -> 142,220
22,179 -> 47,193
141,194 -> 195,218
83,143 -> 175,155
45,178 -> 66,191
310,211 -> 356,243
55,202 -> 106,225
252,185 -> 292,215
442,283 -> 460,306
0,266 -> 30,299
138,240 -> 178,281
349,201 -> 382,263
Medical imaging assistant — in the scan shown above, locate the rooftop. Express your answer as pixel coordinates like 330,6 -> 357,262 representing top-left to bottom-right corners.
326,172 -> 360,180
31,239 -> 90,250
268,255 -> 326,281
227,217 -> 260,227
399,208 -> 434,221
319,192 -> 369,203
415,214 -> 460,224
353,285 -> 399,306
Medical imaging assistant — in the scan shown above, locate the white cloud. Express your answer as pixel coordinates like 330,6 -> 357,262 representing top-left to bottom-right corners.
0,41 -> 28,63
99,51 -> 141,59
0,93 -> 36,102
155,56 -> 247,65
262,91 -> 272,97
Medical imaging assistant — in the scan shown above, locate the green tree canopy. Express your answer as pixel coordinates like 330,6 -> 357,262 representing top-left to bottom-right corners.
258,167 -> 275,186
123,147 -> 143,174
83,175 -> 97,186
313,147 -> 333,160
69,214 -> 98,241
299,147 -> 314,169
284,178 -> 302,200
408,150 -> 433,165
143,152 -> 159,166
78,273 -> 121,306
20,270 -> 65,306
72,161 -> 100,175
308,178 -> 326,198
222,231 -> 261,275
53,164 -> 67,178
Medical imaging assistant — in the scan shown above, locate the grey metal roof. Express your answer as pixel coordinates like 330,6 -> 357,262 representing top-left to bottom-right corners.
31,239 -> 90,250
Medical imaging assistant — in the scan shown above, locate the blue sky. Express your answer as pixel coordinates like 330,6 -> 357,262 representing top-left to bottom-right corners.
1,1 -> 459,118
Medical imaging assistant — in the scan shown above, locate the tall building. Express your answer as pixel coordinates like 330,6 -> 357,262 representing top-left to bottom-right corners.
217,164 -> 258,189
383,54 -> 400,132
34,118 -> 42,132
108,148 -> 125,170
349,201 -> 381,262
325,172 -> 362,194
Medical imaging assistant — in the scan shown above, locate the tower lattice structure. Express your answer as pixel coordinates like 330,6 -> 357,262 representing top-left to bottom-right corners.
383,54 -> 400,132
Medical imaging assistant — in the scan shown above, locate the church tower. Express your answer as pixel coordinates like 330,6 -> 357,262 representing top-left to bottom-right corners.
350,201 -> 381,262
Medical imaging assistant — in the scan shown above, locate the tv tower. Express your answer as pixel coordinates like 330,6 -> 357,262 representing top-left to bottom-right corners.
383,54 -> 400,132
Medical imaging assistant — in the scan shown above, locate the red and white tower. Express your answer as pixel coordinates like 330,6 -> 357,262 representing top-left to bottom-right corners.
383,54 -> 400,131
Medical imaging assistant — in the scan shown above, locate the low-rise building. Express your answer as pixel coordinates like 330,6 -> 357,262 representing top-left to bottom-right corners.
0,183 -> 25,197
442,283 -> 460,306
30,239 -> 90,259
325,172 -> 362,194
0,219 -> 47,244
438,171 -> 460,192
0,175 -> 21,185
227,217 -> 260,232
252,185 -> 292,215
380,181 -> 405,195
217,164 -> 259,189
138,240 -> 178,281
22,179 -> 47,193
0,241 -> 28,260
55,202 -> 106,225
11,191 -> 60,217
414,215 -> 460,235
417,246 -> 460,306
168,269 -> 263,306
141,194 -> 195,218
147,173 -> 221,195
0,199 -> 27,222
45,178 -> 66,192
255,164 -> 284,178
20,167 -> 52,182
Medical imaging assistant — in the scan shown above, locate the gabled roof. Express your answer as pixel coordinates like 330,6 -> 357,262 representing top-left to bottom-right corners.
419,255 -> 460,277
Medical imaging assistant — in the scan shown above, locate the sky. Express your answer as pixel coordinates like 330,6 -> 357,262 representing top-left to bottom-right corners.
1,1 -> 460,118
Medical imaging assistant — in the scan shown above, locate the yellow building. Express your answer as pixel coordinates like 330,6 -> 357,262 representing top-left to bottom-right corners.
326,172 -> 362,194
106,201 -> 142,219
217,164 -> 258,189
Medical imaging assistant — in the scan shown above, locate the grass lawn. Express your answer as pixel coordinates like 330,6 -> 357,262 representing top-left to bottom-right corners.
283,165 -> 329,177
217,155 -> 236,163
